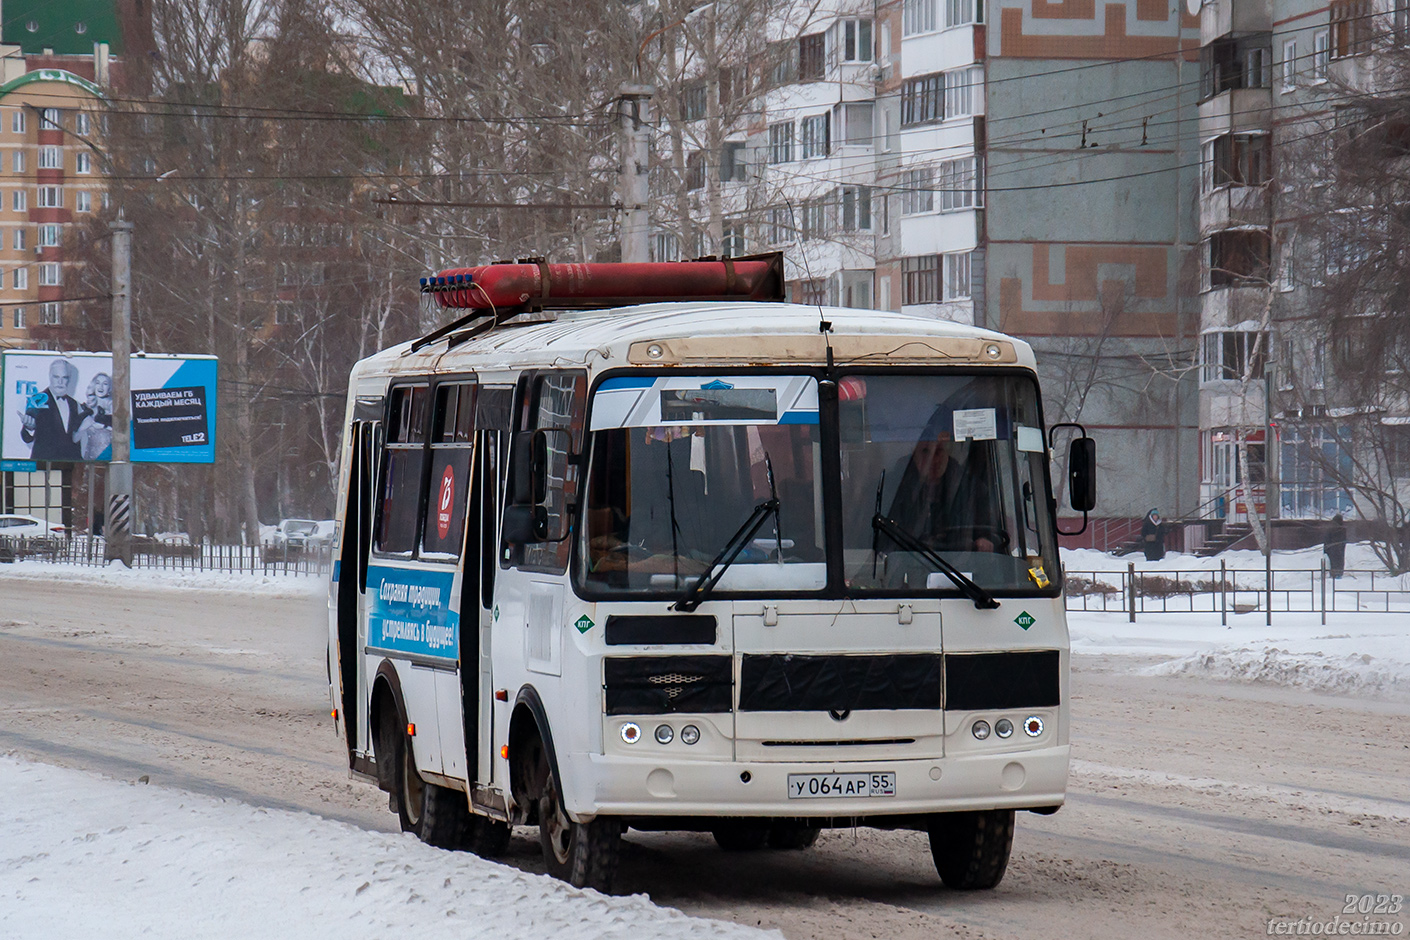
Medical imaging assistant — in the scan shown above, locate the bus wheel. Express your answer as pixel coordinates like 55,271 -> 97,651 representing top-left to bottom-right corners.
537,758 -> 620,892
393,724 -> 426,834
711,823 -> 770,851
768,824 -> 821,850
466,815 -> 512,858
927,810 -> 1015,890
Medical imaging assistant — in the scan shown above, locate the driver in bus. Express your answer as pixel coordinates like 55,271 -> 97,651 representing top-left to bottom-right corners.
884,416 -> 999,554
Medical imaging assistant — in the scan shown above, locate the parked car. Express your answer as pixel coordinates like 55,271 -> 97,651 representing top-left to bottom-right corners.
272,518 -> 320,550
0,514 -> 65,538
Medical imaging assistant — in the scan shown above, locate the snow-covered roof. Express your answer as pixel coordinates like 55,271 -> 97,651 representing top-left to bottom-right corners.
352,302 -> 1037,383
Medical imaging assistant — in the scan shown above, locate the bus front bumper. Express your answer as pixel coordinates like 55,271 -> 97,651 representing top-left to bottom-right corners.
564,745 -> 1069,821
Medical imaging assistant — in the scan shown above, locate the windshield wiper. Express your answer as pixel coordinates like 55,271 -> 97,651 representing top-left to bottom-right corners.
871,514 -> 999,610
674,454 -> 781,613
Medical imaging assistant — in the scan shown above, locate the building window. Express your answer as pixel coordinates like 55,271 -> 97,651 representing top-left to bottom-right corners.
76,191 -> 92,212
1312,30 -> 1330,80
680,82 -> 707,122
12,306 -> 23,328
900,166 -> 934,215
1281,39 -> 1297,88
903,255 -> 941,304
38,186 -> 62,208
767,206 -> 792,245
800,114 -> 829,159
834,18 -> 873,63
946,67 -> 982,117
768,39 -> 798,86
720,141 -> 746,182
39,302 -> 60,325
685,150 -> 705,191
1201,331 -> 1267,381
14,228 -> 24,250
1396,0 -> 1410,43
651,232 -> 680,262
1205,230 -> 1271,288
11,111 -> 24,134
1330,0 -> 1371,58
12,190 -> 24,211
833,102 -> 874,146
39,109 -> 61,131
841,185 -> 871,231
39,263 -> 60,286
1200,33 -> 1272,99
904,0 -> 937,35
768,122 -> 794,163
75,152 -> 92,174
943,252 -> 972,301
1201,133 -> 1271,190
12,151 -> 22,173
938,156 -> 981,211
75,112 -> 91,136
946,0 -> 983,27
799,33 -> 826,81
721,219 -> 746,257
797,279 -> 827,305
38,146 -> 61,170
901,73 -> 944,126
13,267 -> 27,290
38,224 -> 60,247
801,197 -> 829,240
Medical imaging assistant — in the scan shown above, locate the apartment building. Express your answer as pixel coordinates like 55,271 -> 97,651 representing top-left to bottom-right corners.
660,0 -> 1202,537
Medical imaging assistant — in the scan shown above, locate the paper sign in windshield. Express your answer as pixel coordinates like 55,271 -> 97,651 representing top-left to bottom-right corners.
952,408 -> 998,441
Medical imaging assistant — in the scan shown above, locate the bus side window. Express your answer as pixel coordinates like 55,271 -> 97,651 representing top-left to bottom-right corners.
476,387 -> 512,606
374,384 -> 429,555
512,371 -> 587,573
420,383 -> 476,559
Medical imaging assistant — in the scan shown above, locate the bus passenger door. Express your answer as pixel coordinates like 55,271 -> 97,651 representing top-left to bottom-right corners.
473,389 -> 513,788
334,413 -> 377,765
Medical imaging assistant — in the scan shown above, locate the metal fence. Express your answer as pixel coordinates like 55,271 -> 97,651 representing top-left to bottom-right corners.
0,535 -> 333,577
1065,560 -> 1410,623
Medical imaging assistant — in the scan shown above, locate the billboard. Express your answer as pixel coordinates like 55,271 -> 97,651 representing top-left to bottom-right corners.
2,351 -> 217,464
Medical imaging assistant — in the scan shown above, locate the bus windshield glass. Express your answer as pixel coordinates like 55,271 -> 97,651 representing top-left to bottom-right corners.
577,371 -> 1058,599
580,375 -> 826,596
839,373 -> 1057,595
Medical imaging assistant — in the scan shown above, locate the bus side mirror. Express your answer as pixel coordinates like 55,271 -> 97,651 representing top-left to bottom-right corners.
1068,437 -> 1097,512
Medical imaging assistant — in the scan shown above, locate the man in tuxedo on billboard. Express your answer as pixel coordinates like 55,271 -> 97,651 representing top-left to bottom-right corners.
17,358 -> 84,461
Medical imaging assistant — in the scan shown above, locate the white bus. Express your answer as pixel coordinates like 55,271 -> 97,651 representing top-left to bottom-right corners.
328,254 -> 1096,893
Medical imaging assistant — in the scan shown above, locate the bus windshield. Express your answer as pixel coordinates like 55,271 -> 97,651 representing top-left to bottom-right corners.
576,371 -> 1057,599
580,375 -> 825,596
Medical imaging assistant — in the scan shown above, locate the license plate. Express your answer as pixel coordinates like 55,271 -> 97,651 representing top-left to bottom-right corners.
787,772 -> 896,799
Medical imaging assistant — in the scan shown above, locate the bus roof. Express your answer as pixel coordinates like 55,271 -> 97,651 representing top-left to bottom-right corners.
351,302 -> 1038,383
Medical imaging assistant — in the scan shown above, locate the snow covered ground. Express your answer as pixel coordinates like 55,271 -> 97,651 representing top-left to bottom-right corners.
1061,544 -> 1410,701
0,557 -> 326,597
0,755 -> 775,940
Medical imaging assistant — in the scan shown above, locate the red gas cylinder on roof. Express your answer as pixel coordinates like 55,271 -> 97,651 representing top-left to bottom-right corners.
421,253 -> 785,311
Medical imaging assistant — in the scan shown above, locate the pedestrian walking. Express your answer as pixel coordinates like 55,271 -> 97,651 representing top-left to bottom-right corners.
1141,508 -> 1166,561
1324,514 -> 1347,579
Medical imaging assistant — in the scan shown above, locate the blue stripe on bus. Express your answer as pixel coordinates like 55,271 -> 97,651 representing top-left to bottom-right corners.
778,410 -> 820,425
332,560 -> 341,583
598,376 -> 658,390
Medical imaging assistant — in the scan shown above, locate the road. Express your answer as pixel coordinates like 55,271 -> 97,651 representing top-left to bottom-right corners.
1,578 -> 1406,939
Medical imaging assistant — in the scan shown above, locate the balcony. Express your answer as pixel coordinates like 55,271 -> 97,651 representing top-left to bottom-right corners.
1199,184 -> 1271,236
1199,283 -> 1269,332
1200,0 -> 1272,45
1199,87 -> 1273,139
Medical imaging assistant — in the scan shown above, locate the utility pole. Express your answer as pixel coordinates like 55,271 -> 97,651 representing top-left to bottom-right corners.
617,83 -> 654,263
106,216 -> 134,567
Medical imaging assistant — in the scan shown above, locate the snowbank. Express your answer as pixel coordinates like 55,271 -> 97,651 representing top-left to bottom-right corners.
0,559 -> 326,597
0,755 -> 775,940
1062,541 -> 1393,575
1067,609 -> 1410,700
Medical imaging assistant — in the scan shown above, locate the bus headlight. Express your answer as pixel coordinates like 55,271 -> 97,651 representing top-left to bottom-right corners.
654,724 -> 674,744
620,722 -> 641,744
995,718 -> 1014,738
1024,716 -> 1044,737
680,725 -> 700,745
971,720 -> 991,740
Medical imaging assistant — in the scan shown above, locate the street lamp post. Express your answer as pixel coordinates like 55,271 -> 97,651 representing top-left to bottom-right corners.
105,216 -> 133,567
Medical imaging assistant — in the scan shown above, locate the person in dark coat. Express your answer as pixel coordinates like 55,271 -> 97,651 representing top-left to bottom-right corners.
1141,508 -> 1166,561
16,358 -> 83,462
1324,514 -> 1347,579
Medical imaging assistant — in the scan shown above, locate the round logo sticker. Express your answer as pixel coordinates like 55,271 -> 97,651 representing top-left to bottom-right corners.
436,465 -> 455,539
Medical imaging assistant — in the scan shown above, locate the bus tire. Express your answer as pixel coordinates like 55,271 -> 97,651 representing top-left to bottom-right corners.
465,815 -> 512,858
711,823 -> 770,851
927,809 -> 1015,890
768,824 -> 821,850
419,783 -> 474,850
537,759 -> 620,892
